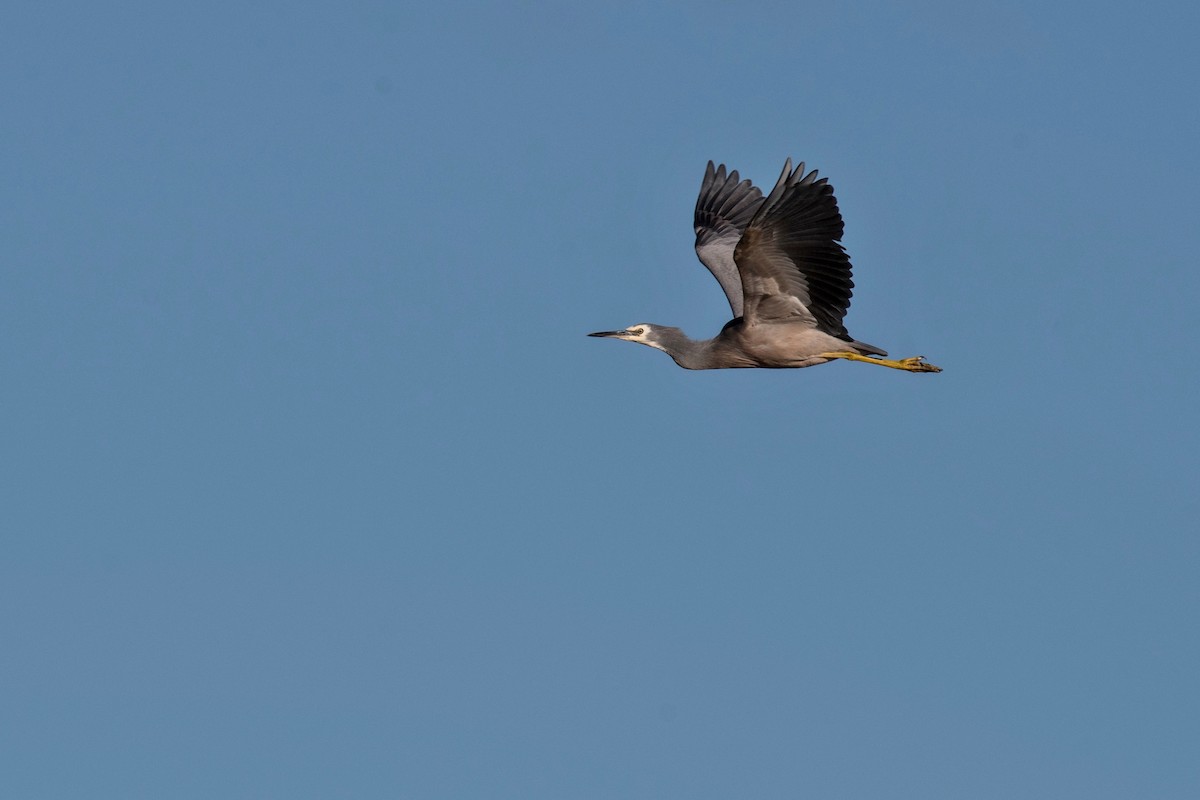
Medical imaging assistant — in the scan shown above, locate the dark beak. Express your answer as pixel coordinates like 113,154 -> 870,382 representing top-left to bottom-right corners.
587,329 -> 627,338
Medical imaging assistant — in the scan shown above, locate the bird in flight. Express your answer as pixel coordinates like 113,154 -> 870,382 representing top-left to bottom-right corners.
590,159 -> 941,373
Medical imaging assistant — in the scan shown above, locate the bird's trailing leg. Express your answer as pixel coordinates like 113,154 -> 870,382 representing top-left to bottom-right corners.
821,351 -> 942,373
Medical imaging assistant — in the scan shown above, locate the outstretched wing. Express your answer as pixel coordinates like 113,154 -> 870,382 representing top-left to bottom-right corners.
732,159 -> 854,336
693,161 -> 764,318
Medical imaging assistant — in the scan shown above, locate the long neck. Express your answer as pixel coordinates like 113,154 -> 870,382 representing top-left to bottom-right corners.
656,328 -> 718,370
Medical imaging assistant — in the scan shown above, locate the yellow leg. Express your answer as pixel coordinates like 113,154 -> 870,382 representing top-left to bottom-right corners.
820,351 -> 942,373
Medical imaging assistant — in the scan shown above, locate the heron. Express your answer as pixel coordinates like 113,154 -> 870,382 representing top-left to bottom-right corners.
589,159 -> 941,373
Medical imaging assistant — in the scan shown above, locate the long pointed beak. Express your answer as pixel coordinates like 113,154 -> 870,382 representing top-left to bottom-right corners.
588,329 -> 628,338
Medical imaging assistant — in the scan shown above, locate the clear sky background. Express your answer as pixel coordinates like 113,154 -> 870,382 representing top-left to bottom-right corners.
3,2 -> 1198,798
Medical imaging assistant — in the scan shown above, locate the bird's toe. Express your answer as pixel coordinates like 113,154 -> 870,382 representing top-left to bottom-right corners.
899,356 -> 942,373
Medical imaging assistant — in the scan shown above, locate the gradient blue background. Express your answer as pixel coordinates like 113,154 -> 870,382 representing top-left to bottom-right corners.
4,2 -> 1198,797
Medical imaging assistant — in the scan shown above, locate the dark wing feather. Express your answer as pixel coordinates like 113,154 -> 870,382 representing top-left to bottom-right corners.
693,161 -> 764,318
732,159 -> 854,336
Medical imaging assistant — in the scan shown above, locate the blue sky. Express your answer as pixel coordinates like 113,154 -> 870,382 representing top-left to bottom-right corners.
3,2 -> 1199,797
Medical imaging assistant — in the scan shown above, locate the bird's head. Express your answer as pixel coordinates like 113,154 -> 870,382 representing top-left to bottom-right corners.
587,323 -> 668,352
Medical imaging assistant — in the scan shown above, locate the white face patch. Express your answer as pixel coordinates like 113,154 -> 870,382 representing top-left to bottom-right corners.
622,324 -> 666,352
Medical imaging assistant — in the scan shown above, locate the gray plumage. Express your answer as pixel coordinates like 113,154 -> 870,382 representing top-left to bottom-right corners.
693,161 -> 762,318
590,158 -> 941,374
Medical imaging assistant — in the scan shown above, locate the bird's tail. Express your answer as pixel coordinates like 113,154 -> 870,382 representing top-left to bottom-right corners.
850,339 -> 888,357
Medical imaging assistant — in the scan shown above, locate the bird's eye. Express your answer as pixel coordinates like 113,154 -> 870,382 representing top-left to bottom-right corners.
631,327 -> 645,336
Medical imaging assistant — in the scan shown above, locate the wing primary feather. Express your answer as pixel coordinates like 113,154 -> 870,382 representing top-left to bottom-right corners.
733,158 -> 857,336
693,160 -> 766,318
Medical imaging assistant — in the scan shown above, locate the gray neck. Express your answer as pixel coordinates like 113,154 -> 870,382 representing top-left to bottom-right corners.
653,326 -> 718,370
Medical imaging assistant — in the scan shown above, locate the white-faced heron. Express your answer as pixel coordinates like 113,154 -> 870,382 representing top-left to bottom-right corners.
589,159 -> 941,373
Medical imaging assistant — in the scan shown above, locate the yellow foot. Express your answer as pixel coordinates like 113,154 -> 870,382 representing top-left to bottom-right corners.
820,351 -> 943,373
896,356 -> 942,373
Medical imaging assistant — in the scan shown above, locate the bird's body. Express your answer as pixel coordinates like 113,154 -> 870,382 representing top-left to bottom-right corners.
632,321 -> 864,370
590,159 -> 940,374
